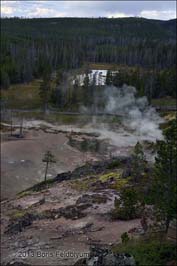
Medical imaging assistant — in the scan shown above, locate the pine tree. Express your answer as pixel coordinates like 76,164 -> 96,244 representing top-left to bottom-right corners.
152,119 -> 177,231
56,68 -> 63,85
1,70 -> 10,89
131,142 -> 146,183
39,67 -> 52,113
105,70 -> 113,85
72,78 -> 79,107
82,73 -> 90,107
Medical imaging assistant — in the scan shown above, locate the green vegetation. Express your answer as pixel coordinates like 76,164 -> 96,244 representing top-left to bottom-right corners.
111,187 -> 140,220
70,176 -> 98,191
121,232 -> 130,244
89,63 -> 119,70
151,97 -> 176,107
1,17 -> 176,102
17,190 -> 33,198
70,169 -> 126,192
99,172 -> 121,182
39,67 -> 52,113
107,159 -> 122,169
109,178 -> 129,191
131,142 -> 146,183
151,119 -> 177,231
1,80 -> 42,109
8,209 -> 29,220
112,120 -> 177,226
113,239 -> 177,266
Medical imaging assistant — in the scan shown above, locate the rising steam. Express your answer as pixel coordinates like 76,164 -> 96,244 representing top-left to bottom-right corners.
103,85 -> 164,140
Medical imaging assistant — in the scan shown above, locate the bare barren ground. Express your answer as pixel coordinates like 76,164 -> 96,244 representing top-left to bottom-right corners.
1,179 -> 140,265
1,125 -> 140,265
1,129 -> 102,199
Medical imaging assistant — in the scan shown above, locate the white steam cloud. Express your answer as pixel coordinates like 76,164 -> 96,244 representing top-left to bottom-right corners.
103,85 -> 163,141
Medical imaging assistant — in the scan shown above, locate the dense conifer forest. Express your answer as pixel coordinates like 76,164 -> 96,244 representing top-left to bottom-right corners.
1,17 -> 176,100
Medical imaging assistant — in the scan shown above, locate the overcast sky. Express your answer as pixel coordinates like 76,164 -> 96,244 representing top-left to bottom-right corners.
1,1 -> 176,20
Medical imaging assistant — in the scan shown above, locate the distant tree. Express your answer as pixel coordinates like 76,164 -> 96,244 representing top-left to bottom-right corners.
112,72 -> 119,87
71,78 -> 79,107
42,151 -> 56,183
1,70 -> 10,89
131,142 -> 146,183
115,70 -> 126,87
19,116 -> 23,138
39,67 -> 52,113
50,68 -> 65,108
152,120 -> 177,232
10,110 -> 13,136
82,72 -> 90,107
105,70 -> 113,85
56,68 -> 63,85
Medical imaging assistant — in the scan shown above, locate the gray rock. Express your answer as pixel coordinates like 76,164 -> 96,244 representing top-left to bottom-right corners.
75,246 -> 136,266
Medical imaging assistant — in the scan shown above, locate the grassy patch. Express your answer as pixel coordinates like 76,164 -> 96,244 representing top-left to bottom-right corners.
113,239 -> 177,266
88,63 -> 140,72
1,79 -> 42,109
152,97 -> 176,107
17,190 -> 34,198
99,171 -> 121,182
70,170 -> 126,191
109,178 -> 128,190
70,176 -> 97,191
8,209 -> 29,219
88,62 -> 119,70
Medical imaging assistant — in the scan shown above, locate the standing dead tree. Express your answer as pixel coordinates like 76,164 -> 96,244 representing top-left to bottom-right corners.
42,151 -> 56,183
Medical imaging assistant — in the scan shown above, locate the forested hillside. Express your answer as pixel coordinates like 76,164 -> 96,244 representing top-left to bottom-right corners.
1,17 -> 176,99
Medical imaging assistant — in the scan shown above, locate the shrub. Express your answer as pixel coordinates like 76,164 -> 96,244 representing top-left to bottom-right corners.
113,239 -> 177,266
111,187 -> 141,220
121,232 -> 130,244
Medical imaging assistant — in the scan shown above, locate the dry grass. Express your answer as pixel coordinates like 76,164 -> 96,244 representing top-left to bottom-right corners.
1,79 -> 42,109
151,97 -> 176,107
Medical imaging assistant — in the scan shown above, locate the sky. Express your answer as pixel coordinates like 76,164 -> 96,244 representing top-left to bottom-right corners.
1,1 -> 176,20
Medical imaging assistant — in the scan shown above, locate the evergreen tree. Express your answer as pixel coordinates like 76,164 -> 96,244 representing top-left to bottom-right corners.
56,68 -> 63,85
105,70 -> 113,85
152,120 -> 177,231
71,78 -> 79,107
131,142 -> 146,183
82,73 -> 90,107
112,72 -> 119,87
39,66 -> 52,112
1,70 -> 10,89
112,187 -> 139,220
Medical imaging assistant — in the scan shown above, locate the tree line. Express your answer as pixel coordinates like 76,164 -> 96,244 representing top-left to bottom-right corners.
38,65 -> 176,112
1,17 -> 176,96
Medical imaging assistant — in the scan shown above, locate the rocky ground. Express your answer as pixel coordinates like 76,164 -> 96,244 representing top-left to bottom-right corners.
1,158 -> 141,266
1,119 -> 160,265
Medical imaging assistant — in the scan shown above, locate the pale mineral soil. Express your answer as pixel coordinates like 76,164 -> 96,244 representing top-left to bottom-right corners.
0,119 -> 154,265
1,118 -> 136,200
1,178 -> 140,266
1,128 -> 105,200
